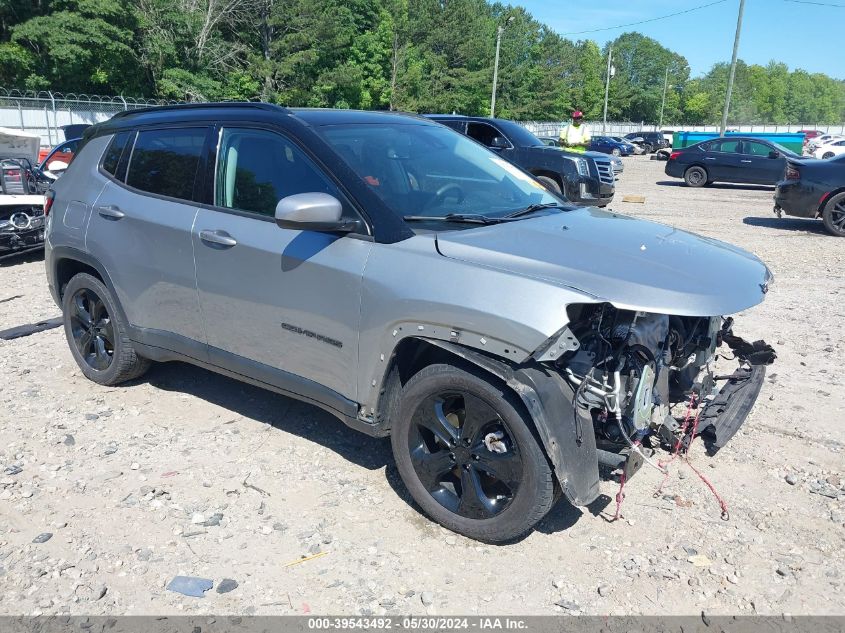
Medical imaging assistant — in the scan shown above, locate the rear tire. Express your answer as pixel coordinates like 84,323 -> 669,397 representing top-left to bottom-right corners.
823,152 -> 834,159
61,273 -> 151,385
684,165 -> 708,187
391,363 -> 556,543
821,192 -> 845,237
535,175 -> 562,195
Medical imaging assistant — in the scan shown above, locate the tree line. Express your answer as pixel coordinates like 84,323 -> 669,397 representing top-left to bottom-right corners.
0,0 -> 842,124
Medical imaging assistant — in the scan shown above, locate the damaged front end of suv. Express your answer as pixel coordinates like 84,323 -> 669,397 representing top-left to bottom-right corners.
549,304 -> 775,491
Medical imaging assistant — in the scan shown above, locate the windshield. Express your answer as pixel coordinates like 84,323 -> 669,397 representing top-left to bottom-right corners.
492,120 -> 545,147
317,122 -> 563,221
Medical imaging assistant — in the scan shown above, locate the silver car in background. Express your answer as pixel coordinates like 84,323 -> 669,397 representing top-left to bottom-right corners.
44,104 -> 774,543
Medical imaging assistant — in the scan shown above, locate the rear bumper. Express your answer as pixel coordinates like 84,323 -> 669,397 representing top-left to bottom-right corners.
664,160 -> 685,178
774,180 -> 820,219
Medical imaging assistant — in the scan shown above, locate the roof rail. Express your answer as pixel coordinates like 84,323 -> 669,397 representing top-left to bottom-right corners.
109,101 -> 286,120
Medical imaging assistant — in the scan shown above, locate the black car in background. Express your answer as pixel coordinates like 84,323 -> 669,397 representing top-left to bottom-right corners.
427,115 -> 614,207
665,137 -> 800,187
774,154 -> 845,236
624,131 -> 669,153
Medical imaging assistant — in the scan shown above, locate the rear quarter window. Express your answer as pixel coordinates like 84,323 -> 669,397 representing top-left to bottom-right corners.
125,128 -> 207,201
101,131 -> 133,178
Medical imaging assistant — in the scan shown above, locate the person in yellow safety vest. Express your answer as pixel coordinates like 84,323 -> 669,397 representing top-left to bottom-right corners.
559,110 -> 591,153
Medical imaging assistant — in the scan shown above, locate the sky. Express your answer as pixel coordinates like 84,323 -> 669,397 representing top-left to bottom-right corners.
515,0 -> 845,79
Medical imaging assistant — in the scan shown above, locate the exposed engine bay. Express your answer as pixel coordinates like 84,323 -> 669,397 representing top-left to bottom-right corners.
556,303 -> 776,479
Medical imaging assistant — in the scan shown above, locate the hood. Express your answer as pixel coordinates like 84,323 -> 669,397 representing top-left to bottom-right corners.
0,127 -> 40,163
435,209 -> 772,317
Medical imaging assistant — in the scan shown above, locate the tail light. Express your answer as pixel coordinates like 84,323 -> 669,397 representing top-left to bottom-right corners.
44,190 -> 55,217
785,163 -> 800,180
669,151 -> 681,160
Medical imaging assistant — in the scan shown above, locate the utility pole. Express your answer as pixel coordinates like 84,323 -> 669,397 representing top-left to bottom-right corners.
659,66 -> 669,129
491,17 -> 513,117
720,0 -> 746,136
602,45 -> 613,134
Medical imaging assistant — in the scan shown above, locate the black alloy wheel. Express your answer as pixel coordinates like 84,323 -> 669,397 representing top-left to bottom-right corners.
822,192 -> 845,237
61,272 -> 150,385
69,287 -> 114,371
392,363 -> 556,543
408,391 -> 521,519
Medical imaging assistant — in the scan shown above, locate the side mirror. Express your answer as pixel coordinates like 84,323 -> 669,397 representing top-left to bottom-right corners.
490,136 -> 510,149
275,192 -> 359,232
47,160 -> 69,173
768,150 -> 780,159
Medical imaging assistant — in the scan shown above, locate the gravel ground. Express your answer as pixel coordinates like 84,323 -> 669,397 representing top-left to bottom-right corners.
0,155 -> 843,616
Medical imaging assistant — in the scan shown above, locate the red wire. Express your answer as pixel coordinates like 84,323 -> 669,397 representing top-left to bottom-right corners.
613,471 -> 627,521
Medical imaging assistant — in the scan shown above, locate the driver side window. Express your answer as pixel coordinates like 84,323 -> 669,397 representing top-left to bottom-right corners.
215,127 -> 340,217
467,122 -> 505,148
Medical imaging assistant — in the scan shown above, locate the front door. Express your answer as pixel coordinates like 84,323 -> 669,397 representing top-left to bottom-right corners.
192,126 -> 372,403
741,141 -> 786,184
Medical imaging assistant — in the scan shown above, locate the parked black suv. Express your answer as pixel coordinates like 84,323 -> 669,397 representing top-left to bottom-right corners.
624,131 -> 669,153
427,115 -> 614,207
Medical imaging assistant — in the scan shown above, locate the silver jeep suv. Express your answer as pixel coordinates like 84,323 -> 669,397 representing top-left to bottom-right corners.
45,104 -> 774,543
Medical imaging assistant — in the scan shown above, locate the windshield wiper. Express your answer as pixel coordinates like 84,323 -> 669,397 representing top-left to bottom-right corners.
402,213 -> 510,225
503,202 -> 569,219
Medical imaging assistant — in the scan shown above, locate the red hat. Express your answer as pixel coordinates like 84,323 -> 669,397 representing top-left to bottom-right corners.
572,110 -> 584,119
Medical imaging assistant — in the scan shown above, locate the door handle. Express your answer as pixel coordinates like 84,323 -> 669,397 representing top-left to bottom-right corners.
97,205 -> 125,219
741,160 -> 753,163
704,157 -> 716,160
199,229 -> 237,248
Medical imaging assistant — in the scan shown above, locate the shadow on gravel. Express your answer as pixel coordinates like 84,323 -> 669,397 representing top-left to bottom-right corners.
143,361 -> 595,541
743,216 -> 829,235
145,361 -> 392,471
0,248 -> 44,267
655,180 -> 775,192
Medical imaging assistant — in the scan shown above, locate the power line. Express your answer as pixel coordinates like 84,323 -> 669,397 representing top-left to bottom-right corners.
783,0 -> 845,6
558,0 -> 729,35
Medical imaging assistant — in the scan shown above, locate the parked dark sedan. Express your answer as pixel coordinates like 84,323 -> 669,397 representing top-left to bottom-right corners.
624,131 -> 668,153
774,154 -> 845,236
589,135 -> 635,156
665,137 -> 800,187
427,115 -> 614,207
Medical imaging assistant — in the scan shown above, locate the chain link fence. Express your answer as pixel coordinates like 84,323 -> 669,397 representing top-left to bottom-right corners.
0,87 -> 842,148
0,89 -> 180,145
522,120 -> 845,138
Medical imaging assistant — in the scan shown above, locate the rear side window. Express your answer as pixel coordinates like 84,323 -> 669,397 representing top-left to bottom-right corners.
102,131 -> 132,177
711,140 -> 740,153
126,128 -> 207,201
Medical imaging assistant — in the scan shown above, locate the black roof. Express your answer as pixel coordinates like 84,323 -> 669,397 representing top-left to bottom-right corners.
95,103 -> 434,135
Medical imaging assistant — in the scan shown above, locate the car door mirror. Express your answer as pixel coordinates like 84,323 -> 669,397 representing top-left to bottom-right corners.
489,136 -> 509,149
768,150 -> 780,159
275,193 -> 359,233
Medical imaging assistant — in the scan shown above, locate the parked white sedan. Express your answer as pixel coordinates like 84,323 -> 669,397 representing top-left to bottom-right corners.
813,138 -> 845,159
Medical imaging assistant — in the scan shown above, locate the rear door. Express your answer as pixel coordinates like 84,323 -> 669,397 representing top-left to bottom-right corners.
702,139 -> 743,182
738,141 -> 783,184
85,126 -> 210,355
191,125 -> 372,403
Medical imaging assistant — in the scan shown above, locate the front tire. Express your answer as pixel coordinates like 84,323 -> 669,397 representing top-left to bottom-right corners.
391,363 -> 556,543
684,165 -> 708,187
611,148 -> 621,157
821,192 -> 845,237
61,273 -> 151,385
535,175 -> 562,195
823,152 -> 834,159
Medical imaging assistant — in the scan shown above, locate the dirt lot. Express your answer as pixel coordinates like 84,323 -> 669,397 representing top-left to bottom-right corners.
1,156 -> 843,616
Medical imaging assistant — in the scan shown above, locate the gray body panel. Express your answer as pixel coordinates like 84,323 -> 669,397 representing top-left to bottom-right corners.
86,180 -> 206,344
434,209 -> 771,317
192,209 -> 372,400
